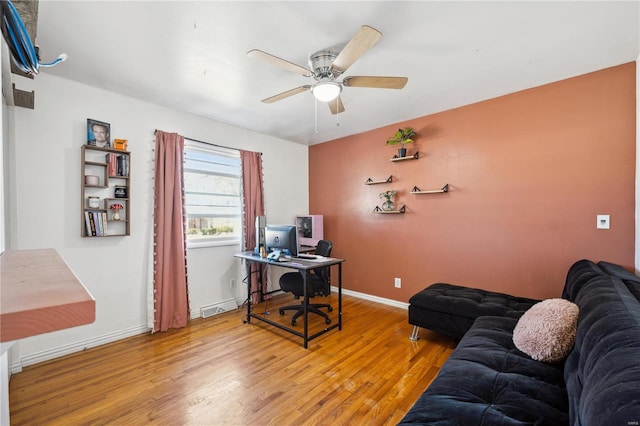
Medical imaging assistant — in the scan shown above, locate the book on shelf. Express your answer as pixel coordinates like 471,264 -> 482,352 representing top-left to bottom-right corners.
86,211 -> 96,236
96,211 -> 104,236
85,210 -> 110,236
116,154 -> 129,177
102,212 -> 108,235
84,211 -> 93,236
106,152 -> 129,177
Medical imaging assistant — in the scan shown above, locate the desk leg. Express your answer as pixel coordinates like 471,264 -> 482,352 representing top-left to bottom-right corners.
303,271 -> 308,349
338,263 -> 342,330
245,260 -> 252,323
258,261 -> 264,303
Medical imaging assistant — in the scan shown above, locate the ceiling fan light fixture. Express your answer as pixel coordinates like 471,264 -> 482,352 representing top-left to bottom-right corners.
312,80 -> 342,102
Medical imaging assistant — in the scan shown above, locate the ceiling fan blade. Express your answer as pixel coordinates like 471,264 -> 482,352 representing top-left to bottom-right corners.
343,76 -> 408,89
247,49 -> 313,76
331,25 -> 382,75
261,86 -> 311,104
328,96 -> 345,115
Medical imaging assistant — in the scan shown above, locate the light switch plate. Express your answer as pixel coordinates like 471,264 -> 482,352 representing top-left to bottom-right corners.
596,215 -> 610,229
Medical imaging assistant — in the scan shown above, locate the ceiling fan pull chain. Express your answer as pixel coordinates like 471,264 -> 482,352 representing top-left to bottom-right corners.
336,98 -> 340,127
314,97 -> 319,135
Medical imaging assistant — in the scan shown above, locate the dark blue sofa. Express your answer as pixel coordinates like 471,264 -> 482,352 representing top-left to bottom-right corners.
400,259 -> 640,425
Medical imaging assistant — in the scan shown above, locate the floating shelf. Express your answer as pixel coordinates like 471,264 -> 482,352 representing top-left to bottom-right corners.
390,152 -> 419,162
365,176 -> 393,185
411,184 -> 449,194
373,205 -> 406,214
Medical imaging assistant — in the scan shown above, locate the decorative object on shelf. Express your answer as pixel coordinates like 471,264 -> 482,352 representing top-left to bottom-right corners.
113,138 -> 128,151
391,151 -> 419,161
87,119 -> 111,148
365,176 -> 393,185
386,127 -> 416,158
87,196 -> 100,208
411,184 -> 449,194
84,175 -> 99,186
373,205 -> 406,214
114,186 -> 128,198
110,203 -> 124,220
379,190 -> 397,211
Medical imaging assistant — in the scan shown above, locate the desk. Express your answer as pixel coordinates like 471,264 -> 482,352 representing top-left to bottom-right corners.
234,252 -> 344,348
1,249 -> 96,425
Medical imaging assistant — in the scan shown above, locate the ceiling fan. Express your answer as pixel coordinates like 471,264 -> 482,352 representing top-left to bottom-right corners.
248,25 -> 408,115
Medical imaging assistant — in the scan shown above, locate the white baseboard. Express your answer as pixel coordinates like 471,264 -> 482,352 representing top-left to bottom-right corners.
13,325 -> 150,373
332,287 -> 409,310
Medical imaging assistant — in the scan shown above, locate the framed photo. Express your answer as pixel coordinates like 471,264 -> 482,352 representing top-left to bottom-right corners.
87,119 -> 111,148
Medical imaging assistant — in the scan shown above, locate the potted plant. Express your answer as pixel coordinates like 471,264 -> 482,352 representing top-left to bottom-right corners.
379,190 -> 397,211
386,127 -> 416,158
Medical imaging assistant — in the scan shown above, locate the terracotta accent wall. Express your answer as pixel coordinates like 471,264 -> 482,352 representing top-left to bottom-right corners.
310,63 -> 636,301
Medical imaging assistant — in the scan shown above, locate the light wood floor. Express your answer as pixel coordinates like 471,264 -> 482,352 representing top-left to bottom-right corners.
9,294 -> 456,425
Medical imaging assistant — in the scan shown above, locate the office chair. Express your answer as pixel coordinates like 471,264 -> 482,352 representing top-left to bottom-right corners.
278,240 -> 333,326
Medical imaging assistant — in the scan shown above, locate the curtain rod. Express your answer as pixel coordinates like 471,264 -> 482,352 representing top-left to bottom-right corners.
154,129 -> 261,155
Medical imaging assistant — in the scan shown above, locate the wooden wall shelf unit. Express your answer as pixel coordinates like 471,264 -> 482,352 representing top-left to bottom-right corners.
390,152 -> 419,162
365,176 -> 393,185
81,145 -> 131,237
411,184 -> 449,194
373,205 -> 406,214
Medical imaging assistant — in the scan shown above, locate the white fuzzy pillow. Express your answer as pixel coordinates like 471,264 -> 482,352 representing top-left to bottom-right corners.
512,298 -> 579,363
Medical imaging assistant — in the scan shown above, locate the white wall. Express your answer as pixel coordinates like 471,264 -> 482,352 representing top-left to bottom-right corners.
7,73 -> 309,370
0,70 -> 4,255
636,54 -> 640,274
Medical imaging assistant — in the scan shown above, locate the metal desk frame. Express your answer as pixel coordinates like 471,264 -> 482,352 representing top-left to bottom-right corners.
234,252 -> 344,348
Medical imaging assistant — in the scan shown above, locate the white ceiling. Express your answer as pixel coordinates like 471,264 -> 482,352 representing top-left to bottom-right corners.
35,1 -> 639,145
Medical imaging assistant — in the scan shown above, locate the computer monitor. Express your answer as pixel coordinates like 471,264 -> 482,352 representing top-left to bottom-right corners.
265,225 -> 298,257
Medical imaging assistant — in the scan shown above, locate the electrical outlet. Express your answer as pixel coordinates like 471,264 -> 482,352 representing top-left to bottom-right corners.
394,277 -> 401,288
596,214 -> 610,229
230,278 -> 236,289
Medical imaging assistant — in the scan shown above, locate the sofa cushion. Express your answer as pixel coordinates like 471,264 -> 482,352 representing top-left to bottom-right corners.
598,260 -> 640,301
562,259 -> 605,301
564,275 -> 640,425
597,260 -> 640,283
408,283 -> 539,339
399,316 -> 568,425
513,299 -> 579,363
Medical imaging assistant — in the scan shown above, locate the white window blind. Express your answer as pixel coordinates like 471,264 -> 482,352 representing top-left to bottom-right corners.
183,141 -> 241,247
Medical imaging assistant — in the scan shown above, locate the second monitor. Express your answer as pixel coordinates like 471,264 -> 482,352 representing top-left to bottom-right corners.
265,225 -> 298,257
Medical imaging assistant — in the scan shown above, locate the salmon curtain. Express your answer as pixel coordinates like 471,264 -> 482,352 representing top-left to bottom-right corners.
240,150 -> 266,303
152,130 -> 189,332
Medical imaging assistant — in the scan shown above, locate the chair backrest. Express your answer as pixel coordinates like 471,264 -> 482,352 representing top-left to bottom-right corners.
315,240 -> 332,257
312,240 -> 333,294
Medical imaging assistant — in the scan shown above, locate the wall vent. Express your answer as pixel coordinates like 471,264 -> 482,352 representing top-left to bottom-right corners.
201,299 -> 238,318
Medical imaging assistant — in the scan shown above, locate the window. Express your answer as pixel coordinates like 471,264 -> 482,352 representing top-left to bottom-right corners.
184,141 -> 242,247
